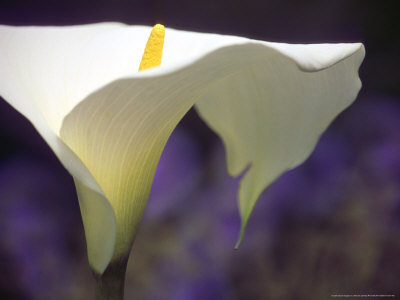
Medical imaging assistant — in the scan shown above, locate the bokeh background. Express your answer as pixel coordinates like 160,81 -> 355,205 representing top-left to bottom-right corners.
1,0 -> 400,299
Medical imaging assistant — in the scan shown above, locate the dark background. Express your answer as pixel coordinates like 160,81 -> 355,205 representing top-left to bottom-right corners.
1,0 -> 400,299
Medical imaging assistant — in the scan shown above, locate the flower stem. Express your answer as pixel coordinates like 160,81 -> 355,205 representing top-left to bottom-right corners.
93,258 -> 128,300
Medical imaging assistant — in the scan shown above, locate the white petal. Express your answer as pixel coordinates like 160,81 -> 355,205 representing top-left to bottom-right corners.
0,23 -> 153,132
74,179 -> 116,273
195,43 -> 365,245
0,23 -> 365,272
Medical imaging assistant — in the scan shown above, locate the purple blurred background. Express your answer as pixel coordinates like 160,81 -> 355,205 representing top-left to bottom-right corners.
1,0 -> 400,299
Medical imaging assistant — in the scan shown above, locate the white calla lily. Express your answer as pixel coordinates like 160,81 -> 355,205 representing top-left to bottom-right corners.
0,23 -> 365,275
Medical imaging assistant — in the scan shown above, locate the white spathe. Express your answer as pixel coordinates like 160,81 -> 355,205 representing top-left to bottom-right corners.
0,23 -> 365,274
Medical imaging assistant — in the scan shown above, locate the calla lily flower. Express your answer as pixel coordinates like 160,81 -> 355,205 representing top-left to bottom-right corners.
0,23 -> 365,275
